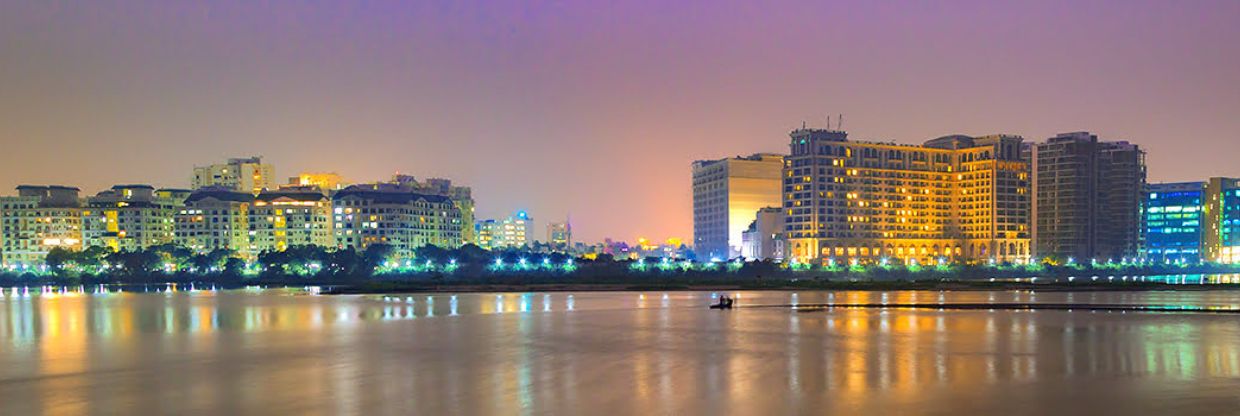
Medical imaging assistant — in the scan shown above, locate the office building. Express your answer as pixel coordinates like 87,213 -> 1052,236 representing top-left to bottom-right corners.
783,128 -> 1031,264
547,221 -> 571,249
1142,182 -> 1204,263
1032,132 -> 1145,261
174,187 -> 255,253
331,183 -> 464,257
0,186 -> 83,267
476,211 -> 533,249
192,156 -> 276,194
740,207 -> 785,260
692,153 -> 784,260
248,186 -> 334,254
1202,177 -> 1240,263
82,185 -> 184,252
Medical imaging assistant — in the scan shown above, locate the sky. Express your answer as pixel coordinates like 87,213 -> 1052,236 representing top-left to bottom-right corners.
1,0 -> 1238,244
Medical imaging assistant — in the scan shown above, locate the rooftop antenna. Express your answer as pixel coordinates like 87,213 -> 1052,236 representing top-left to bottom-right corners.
838,114 -> 843,131
826,114 -> 831,130
802,121 -> 807,129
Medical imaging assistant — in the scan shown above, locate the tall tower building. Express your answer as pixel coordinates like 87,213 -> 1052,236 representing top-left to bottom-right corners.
692,153 -> 784,260
192,156 -> 276,194
782,128 -> 1031,264
1032,132 -> 1145,261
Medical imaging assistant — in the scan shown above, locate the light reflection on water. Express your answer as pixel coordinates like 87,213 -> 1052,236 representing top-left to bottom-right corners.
2,289 -> 1240,415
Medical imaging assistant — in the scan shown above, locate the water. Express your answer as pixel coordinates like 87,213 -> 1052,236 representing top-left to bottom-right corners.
3,289 -> 1240,415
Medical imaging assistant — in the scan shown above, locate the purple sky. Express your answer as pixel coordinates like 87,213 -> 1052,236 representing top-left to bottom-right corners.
1,1 -> 1238,243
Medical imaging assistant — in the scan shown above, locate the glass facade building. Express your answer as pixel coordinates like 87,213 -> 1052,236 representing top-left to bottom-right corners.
1143,182 -> 1203,262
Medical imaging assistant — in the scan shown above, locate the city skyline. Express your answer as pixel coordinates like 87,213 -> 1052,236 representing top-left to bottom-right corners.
2,1 -> 1239,243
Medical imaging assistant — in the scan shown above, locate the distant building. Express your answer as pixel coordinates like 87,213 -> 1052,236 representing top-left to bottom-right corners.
692,153 -> 784,260
248,186 -> 333,254
288,172 -> 346,192
547,221 -> 571,249
740,207 -> 784,261
783,129 -> 1031,265
1032,132 -> 1145,261
82,185 -> 184,252
0,185 -> 83,267
192,156 -> 276,194
331,183 -> 463,257
1143,182 -> 1204,263
174,187 -> 255,253
476,211 -> 533,249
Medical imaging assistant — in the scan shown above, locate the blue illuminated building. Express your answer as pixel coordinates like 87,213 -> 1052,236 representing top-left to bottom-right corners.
1143,182 -> 1204,262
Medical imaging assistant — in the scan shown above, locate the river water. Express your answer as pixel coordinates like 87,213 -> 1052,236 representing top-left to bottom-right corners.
3,288 -> 1240,415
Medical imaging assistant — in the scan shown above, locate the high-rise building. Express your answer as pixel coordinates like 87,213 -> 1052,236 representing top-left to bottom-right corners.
288,172 -> 346,192
783,128 -> 1031,264
740,207 -> 785,261
0,185 -> 83,267
331,183 -> 464,257
174,187 -> 255,253
692,153 -> 784,260
82,185 -> 184,252
248,186 -> 333,254
192,156 -> 276,194
475,211 -> 533,249
547,221 -> 571,249
1032,132 -> 1145,261
1142,182 -> 1205,263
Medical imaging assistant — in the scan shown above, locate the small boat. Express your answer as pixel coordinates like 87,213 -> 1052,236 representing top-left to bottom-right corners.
710,297 -> 735,309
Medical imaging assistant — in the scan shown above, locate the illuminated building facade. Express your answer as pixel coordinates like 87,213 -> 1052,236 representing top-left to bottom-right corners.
783,129 -> 1031,264
248,187 -> 333,254
547,221 -> 571,249
1142,182 -> 1204,263
740,207 -> 785,261
192,156 -> 276,194
331,183 -> 464,257
692,153 -> 784,260
174,187 -> 255,253
1201,177 -> 1240,263
0,185 -> 83,267
1032,132 -> 1145,261
476,211 -> 533,249
288,172 -> 346,192
82,185 -> 184,252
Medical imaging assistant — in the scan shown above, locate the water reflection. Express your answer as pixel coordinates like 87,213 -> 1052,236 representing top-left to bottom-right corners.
3,289 -> 1240,414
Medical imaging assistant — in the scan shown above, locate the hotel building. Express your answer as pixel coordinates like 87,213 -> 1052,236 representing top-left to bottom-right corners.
782,129 -> 1031,264
692,153 -> 784,260
248,186 -> 334,254
174,187 -> 255,253
82,185 -> 184,252
331,183 -> 464,257
0,186 -> 83,267
192,156 -> 276,194
1032,132 -> 1145,261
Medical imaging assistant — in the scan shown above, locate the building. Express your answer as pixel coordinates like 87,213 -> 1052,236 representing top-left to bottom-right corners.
248,186 -> 334,254
1201,177 -> 1240,263
692,153 -> 784,260
0,186 -> 83,267
391,175 -> 477,244
740,207 -> 785,261
288,172 -> 346,192
547,221 -> 571,249
1142,182 -> 1204,263
331,183 -> 464,257
192,156 -> 276,194
476,211 -> 533,249
82,185 -> 184,252
783,128 -> 1031,265
1032,132 -> 1145,262
174,187 -> 255,253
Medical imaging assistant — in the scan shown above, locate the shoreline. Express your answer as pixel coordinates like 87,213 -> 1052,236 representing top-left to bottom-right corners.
322,281 -> 1240,295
